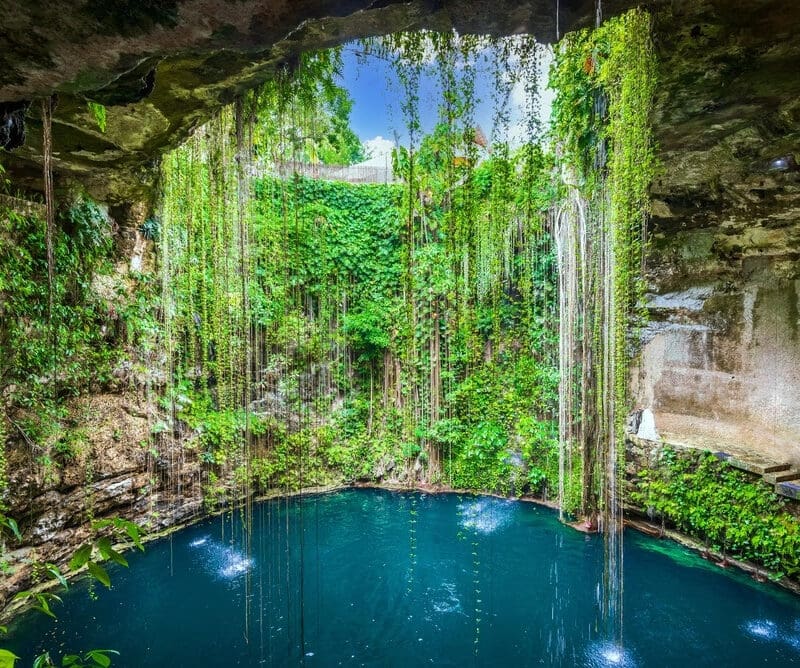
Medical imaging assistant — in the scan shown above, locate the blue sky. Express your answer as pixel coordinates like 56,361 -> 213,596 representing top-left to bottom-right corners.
336,42 -> 553,160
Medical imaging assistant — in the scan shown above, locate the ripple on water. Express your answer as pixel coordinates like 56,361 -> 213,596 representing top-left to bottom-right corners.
457,498 -> 514,535
585,641 -> 637,668
188,535 -> 253,580
428,581 -> 463,615
744,619 -> 778,641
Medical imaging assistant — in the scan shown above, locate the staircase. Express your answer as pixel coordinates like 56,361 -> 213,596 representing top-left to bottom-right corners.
713,452 -> 800,499
628,433 -> 800,502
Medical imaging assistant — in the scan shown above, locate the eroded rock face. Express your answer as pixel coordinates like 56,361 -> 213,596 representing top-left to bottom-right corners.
1,391 -> 205,609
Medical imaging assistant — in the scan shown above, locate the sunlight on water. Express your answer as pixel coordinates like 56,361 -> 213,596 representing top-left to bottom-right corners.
742,618 -> 800,652
220,553 -> 252,578
457,497 -> 513,534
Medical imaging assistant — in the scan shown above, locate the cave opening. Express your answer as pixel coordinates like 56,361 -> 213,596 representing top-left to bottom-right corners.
2,4 -> 800,667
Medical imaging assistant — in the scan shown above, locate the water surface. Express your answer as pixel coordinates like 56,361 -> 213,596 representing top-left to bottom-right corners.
7,489 -> 800,666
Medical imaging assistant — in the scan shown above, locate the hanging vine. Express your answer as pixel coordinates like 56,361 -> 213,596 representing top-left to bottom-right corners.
550,5 -> 657,643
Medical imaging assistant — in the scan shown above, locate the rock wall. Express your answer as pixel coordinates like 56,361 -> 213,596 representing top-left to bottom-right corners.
631,0 -> 800,466
0,196 -> 205,610
633,254 -> 800,463
2,393 -> 204,609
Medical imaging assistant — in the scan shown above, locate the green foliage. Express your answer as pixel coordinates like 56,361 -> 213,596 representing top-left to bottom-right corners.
179,391 -> 249,466
33,649 -> 119,668
448,420 -> 510,492
0,649 -> 19,668
159,37 -> 560,496
1,516 -> 142,666
632,448 -> 800,578
138,218 -> 159,241
252,176 -> 403,328
549,8 -> 657,517
440,355 -> 558,496
12,591 -> 63,619
0,198 -> 121,406
254,49 -> 365,165
0,513 -> 21,542
86,102 -> 107,133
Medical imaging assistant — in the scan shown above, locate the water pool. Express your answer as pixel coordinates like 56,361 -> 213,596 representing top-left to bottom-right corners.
7,489 -> 800,666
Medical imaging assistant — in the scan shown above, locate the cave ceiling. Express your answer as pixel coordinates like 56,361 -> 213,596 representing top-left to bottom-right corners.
0,0 -> 797,237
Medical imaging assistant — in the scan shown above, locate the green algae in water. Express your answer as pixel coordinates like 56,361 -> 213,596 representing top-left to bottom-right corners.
6,490 -> 800,666
626,530 -> 723,573
628,529 -> 800,606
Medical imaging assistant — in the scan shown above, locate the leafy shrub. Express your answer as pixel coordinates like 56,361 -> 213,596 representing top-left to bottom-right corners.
631,448 -> 800,578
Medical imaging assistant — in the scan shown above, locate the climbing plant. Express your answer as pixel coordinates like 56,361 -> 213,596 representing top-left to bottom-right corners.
549,8 -> 657,520
86,103 -> 107,133
156,30 -> 561,500
549,7 -> 657,641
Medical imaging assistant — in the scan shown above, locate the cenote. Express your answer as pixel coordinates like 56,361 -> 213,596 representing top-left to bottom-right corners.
3,1 -> 800,666
7,490 -> 800,667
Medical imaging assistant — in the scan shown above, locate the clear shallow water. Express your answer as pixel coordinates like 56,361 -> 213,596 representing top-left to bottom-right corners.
7,489 -> 800,667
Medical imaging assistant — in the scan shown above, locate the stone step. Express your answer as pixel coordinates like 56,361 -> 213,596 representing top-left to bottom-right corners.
776,481 -> 800,501
727,456 -> 791,476
764,470 -> 800,484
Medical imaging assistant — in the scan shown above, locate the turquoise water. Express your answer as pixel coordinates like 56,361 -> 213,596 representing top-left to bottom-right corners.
7,489 -> 800,666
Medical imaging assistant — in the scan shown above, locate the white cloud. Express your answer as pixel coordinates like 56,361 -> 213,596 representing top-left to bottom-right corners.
506,46 -> 555,148
362,135 -> 395,159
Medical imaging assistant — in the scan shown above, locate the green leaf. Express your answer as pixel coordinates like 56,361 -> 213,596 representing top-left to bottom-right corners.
86,650 -> 118,668
87,561 -> 111,588
118,520 -> 143,551
96,537 -> 113,561
69,544 -> 93,571
31,605 -> 55,619
32,652 -> 53,668
0,649 -> 19,668
87,101 -> 107,133
46,564 -> 69,589
97,539 -> 128,568
5,518 -> 21,542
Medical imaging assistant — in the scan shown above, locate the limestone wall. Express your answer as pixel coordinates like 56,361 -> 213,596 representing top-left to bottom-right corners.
633,197 -> 800,465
